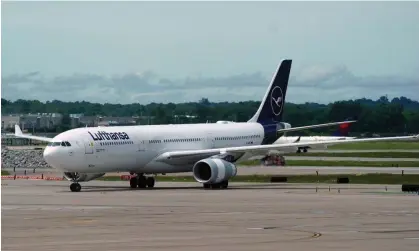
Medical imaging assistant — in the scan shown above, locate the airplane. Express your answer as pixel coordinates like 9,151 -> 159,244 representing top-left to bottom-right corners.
11,59 -> 418,192
238,120 -> 356,161
275,120 -> 356,153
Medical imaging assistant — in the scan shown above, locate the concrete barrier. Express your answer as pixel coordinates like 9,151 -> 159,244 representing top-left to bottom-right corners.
270,176 -> 288,183
401,184 -> 419,193
1,175 -> 64,181
337,177 -> 349,184
120,175 -> 135,181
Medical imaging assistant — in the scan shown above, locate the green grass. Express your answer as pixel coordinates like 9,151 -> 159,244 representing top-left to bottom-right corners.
238,159 -> 419,167
327,141 -> 419,150
284,152 -> 419,158
1,170 -> 10,175
98,174 -> 419,185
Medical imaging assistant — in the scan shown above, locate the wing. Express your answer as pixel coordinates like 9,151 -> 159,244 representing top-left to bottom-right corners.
7,124 -> 54,142
155,134 -> 419,164
277,120 -> 357,133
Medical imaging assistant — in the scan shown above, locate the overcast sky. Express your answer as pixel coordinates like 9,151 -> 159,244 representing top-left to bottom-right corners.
2,1 -> 419,104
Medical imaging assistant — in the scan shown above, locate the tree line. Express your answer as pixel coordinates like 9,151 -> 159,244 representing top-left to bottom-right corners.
2,96 -> 419,136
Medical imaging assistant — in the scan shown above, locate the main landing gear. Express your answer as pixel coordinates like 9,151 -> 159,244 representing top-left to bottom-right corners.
70,182 -> 81,192
129,173 -> 155,189
203,180 -> 229,189
296,148 -> 308,154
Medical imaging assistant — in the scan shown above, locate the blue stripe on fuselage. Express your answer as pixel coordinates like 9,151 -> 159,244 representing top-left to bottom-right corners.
259,121 -> 279,145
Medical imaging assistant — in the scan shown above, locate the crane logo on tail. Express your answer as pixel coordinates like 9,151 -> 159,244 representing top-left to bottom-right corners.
270,86 -> 284,116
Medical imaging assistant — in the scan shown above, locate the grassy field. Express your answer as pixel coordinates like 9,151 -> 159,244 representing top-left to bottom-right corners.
284,152 -> 419,158
327,140 -> 419,150
1,170 -> 417,185
98,174 -> 419,185
1,170 -> 10,175
239,159 -> 419,167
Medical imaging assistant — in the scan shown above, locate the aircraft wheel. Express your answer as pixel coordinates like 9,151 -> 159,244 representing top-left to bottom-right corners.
220,180 -> 229,189
211,183 -> 221,189
203,184 -> 211,189
129,177 -> 138,188
70,183 -> 81,192
138,175 -> 147,188
146,177 -> 155,188
303,148 -> 308,153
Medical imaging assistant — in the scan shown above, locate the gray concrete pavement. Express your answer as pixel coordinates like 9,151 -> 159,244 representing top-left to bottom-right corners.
2,180 -> 419,251
4,145 -> 419,153
284,156 -> 419,162
309,149 -> 419,153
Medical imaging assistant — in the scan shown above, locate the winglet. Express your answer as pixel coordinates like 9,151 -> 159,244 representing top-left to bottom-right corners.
14,124 -> 23,136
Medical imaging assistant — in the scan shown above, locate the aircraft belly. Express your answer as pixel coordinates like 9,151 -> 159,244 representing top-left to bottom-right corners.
143,161 -> 192,173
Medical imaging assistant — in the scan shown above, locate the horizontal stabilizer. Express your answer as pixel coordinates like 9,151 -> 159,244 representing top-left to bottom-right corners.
9,124 -> 54,142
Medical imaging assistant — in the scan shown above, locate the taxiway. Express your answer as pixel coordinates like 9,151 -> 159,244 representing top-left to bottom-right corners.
2,180 -> 419,251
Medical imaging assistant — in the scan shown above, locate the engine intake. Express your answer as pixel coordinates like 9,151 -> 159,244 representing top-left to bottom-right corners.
63,172 -> 105,182
192,158 -> 237,184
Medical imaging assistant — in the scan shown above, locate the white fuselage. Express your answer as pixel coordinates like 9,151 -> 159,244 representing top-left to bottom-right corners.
43,122 -> 265,174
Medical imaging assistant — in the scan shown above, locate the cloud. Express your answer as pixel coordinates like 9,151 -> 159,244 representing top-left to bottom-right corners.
2,64 -> 418,105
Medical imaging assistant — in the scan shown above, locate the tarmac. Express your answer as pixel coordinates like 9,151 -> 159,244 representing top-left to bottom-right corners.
284,156 -> 419,162
2,179 -> 419,251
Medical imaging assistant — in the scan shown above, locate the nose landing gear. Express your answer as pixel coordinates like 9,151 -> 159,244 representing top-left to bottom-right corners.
70,183 -> 81,192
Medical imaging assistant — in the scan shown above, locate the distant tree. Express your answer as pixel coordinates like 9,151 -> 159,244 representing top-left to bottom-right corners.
1,96 -> 418,134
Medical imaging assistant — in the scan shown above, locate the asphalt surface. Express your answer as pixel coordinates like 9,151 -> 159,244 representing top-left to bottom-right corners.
310,149 -> 419,153
2,180 -> 419,251
284,156 -> 419,162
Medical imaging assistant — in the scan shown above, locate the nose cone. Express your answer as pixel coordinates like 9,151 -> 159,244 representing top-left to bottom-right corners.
43,148 -> 59,168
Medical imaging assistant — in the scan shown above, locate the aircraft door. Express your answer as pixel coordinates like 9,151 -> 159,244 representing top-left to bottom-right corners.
133,135 -> 149,168
207,133 -> 215,148
138,139 -> 146,152
84,140 -> 94,154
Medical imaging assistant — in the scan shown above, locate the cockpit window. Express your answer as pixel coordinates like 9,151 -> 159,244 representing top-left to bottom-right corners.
47,141 -> 72,147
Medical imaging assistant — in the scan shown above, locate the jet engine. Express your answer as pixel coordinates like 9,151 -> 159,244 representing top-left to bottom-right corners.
63,172 -> 106,182
192,158 -> 237,184
279,122 -> 292,130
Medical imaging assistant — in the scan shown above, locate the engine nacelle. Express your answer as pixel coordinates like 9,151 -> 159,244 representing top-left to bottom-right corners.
278,122 -> 292,130
63,172 -> 105,182
192,158 -> 237,184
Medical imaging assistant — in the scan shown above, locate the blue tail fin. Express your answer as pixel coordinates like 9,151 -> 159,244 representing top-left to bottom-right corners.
248,59 -> 292,144
248,59 -> 292,124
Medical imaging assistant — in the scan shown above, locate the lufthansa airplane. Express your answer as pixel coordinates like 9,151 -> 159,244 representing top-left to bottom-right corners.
12,60 -> 418,192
